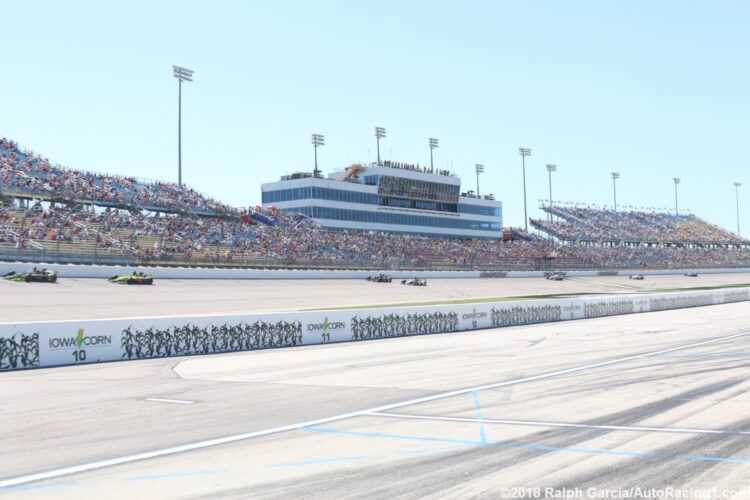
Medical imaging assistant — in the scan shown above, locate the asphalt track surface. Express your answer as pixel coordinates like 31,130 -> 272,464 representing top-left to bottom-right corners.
2,299 -> 750,498
2,273 -> 750,321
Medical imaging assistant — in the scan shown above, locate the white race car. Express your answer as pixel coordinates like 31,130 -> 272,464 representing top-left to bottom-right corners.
401,278 -> 427,286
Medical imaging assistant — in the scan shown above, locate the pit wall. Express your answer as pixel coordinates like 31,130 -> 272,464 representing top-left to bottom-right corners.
0,262 -> 749,280
2,287 -> 749,371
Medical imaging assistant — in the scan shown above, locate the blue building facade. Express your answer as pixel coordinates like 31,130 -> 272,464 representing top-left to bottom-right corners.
261,164 -> 502,238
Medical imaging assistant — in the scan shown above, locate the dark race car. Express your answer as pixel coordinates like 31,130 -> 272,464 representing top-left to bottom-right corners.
401,278 -> 427,286
684,272 -> 699,277
108,271 -> 154,285
366,273 -> 392,283
3,268 -> 58,283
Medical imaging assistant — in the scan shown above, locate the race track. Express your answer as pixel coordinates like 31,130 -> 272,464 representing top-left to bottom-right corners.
2,272 -> 750,321
2,300 -> 750,498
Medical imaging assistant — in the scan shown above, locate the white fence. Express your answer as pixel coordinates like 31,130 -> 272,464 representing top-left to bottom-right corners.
2,287 -> 749,371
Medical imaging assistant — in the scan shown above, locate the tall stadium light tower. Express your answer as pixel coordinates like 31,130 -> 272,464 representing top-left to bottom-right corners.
475,164 -> 484,197
173,65 -> 194,187
311,134 -> 325,177
611,172 -> 621,213
519,148 -> 531,232
673,177 -> 681,215
735,182 -> 743,236
374,127 -> 386,164
546,164 -> 557,221
429,137 -> 439,171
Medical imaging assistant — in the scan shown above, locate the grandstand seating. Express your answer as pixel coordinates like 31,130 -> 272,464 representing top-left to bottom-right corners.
2,199 -> 750,270
1,138 -> 233,216
2,137 -> 750,271
531,206 -> 748,246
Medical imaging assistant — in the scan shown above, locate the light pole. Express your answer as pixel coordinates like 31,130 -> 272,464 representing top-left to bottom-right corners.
611,172 -> 620,213
374,127 -> 386,164
311,134 -> 325,177
173,65 -> 194,187
429,138 -> 439,171
735,182 -> 742,236
673,177 -> 681,215
546,164 -> 557,221
519,148 -> 531,232
475,164 -> 484,197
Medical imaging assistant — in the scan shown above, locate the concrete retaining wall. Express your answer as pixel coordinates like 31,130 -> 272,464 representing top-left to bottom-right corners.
2,287 -> 748,371
1,261 -> 748,280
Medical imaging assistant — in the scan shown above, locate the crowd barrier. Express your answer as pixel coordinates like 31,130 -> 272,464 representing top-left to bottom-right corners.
2,287 -> 749,371
1,262 -> 749,280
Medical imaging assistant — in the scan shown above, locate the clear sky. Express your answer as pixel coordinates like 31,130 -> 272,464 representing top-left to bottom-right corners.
1,0 -> 747,233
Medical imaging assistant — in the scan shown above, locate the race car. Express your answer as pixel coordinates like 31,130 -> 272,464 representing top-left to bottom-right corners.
108,271 -> 154,285
629,274 -> 645,280
546,273 -> 565,281
684,272 -> 699,277
401,278 -> 427,286
366,273 -> 392,283
3,268 -> 58,283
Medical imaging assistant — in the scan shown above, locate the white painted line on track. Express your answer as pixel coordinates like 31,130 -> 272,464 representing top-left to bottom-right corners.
144,398 -> 195,405
2,329 -> 750,489
348,354 -> 445,367
367,412 -> 750,437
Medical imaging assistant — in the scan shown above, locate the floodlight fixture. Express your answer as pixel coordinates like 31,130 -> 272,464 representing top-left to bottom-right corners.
374,127 -> 386,163
546,164 -> 557,219
312,133 -> 325,176
475,163 -> 484,197
735,182 -> 743,236
429,137 -> 439,170
172,65 -> 194,186
611,172 -> 621,212
519,148 -> 532,231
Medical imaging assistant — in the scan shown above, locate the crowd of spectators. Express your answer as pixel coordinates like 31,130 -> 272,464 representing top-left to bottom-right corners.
0,138 -> 234,215
2,137 -> 750,270
2,201 -> 749,269
20,204 -> 92,242
0,204 -> 22,247
554,244 -> 750,269
239,224 -> 546,268
0,203 -> 135,255
532,206 -> 747,245
379,160 -> 453,177
95,209 -> 255,260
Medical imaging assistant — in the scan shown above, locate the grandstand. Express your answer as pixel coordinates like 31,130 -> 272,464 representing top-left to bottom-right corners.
531,205 -> 748,246
3,136 -> 750,271
0,138 -> 233,216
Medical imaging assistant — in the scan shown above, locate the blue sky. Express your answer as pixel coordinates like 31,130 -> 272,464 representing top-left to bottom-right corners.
1,0 -> 747,233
